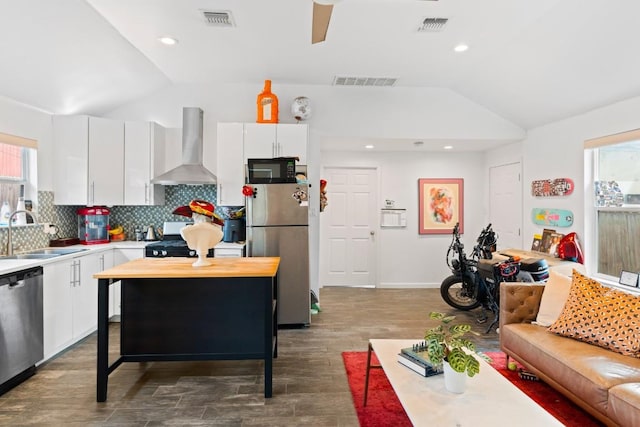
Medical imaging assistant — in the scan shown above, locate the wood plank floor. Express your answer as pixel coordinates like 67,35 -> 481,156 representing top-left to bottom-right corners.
0,287 -> 500,426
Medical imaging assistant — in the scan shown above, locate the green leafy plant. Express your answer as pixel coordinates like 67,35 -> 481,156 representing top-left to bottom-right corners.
424,311 -> 488,377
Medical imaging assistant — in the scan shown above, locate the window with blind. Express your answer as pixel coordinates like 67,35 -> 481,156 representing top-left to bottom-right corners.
0,132 -> 37,225
586,132 -> 640,278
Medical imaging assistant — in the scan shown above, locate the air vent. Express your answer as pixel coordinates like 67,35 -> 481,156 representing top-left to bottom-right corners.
333,76 -> 397,87
418,17 -> 448,32
202,10 -> 234,27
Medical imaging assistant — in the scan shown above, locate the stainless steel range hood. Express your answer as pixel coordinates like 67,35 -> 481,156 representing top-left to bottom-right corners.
151,107 -> 217,185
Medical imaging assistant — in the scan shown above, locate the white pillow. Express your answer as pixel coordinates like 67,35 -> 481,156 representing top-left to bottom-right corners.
549,262 -> 586,277
534,270 -> 573,327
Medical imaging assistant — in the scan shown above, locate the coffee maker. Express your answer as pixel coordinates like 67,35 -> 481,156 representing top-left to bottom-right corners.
223,218 -> 246,243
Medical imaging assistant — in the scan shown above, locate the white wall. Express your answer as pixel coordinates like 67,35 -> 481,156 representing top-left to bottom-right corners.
104,82 -> 528,295
106,83 -> 526,138
104,82 -> 526,172
483,94 -> 640,278
0,95 -> 53,197
9,78 -> 640,287
321,150 -> 487,288
522,95 -> 640,275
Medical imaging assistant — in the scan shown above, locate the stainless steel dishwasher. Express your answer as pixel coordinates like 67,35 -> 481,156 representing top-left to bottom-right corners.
0,266 -> 44,395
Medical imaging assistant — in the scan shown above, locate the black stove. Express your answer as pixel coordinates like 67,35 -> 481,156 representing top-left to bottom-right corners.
144,221 -> 215,258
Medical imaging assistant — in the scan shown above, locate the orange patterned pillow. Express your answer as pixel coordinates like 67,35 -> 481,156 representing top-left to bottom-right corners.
547,270 -> 640,357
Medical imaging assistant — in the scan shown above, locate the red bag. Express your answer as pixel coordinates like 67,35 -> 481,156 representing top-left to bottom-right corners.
557,232 -> 584,264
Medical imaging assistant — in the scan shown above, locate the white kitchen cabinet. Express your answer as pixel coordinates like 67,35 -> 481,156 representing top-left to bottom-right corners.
110,248 -> 144,318
43,259 -> 74,359
243,123 -> 276,159
113,248 -> 143,266
243,123 -> 308,164
52,115 -> 89,205
42,250 -> 113,360
124,121 -> 166,205
89,117 -> 124,206
53,115 -> 125,205
274,124 -> 308,165
214,242 -> 246,258
74,251 -> 112,337
216,123 -> 246,206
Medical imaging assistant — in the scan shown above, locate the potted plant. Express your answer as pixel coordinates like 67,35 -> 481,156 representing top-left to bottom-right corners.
424,312 -> 488,392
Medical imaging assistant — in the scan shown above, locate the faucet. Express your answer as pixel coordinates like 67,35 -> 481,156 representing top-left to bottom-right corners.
7,210 -> 38,256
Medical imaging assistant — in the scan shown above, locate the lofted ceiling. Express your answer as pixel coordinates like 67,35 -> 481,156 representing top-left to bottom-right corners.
2,0 -> 640,143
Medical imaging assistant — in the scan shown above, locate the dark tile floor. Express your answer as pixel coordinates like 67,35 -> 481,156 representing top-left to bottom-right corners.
0,287 -> 500,426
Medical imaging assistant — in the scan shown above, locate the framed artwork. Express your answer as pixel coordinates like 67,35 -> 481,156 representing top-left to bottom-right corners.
418,178 -> 464,234
619,271 -> 639,288
531,234 -> 543,251
540,228 -> 555,254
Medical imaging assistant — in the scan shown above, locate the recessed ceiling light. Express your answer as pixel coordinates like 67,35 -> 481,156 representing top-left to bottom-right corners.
365,144 -> 375,149
443,145 -> 453,150
453,44 -> 468,52
159,37 -> 178,45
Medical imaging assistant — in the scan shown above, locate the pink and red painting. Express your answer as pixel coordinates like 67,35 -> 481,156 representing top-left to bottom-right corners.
418,178 -> 464,234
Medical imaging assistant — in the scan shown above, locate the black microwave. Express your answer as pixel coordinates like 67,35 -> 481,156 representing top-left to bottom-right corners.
247,158 -> 297,183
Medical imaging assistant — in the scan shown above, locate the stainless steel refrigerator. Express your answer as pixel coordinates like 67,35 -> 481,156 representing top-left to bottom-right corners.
246,183 -> 310,326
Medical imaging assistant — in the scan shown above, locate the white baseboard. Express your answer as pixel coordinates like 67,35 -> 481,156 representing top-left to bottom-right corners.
377,282 -> 440,289
319,283 -> 441,289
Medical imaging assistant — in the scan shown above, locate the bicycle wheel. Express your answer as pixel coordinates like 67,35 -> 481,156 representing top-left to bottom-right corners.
440,275 -> 481,311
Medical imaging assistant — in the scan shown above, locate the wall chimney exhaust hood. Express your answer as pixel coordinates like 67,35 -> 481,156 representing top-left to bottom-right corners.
151,107 -> 217,185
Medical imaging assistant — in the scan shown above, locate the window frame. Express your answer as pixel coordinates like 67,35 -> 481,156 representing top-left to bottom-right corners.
0,144 -> 30,183
587,132 -> 640,283
0,133 -> 38,227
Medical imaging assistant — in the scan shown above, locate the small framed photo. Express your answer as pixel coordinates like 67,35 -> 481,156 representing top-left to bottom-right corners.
619,271 -> 639,288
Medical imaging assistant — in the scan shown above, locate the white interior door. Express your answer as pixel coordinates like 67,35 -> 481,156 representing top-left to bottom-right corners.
320,167 -> 378,287
489,162 -> 522,250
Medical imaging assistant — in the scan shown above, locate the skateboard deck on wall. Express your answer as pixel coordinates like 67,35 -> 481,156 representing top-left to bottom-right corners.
532,208 -> 574,227
531,178 -> 574,197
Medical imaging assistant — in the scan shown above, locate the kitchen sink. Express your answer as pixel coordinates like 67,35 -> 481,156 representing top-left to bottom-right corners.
26,248 -> 89,256
1,247 -> 89,261
1,253 -> 61,260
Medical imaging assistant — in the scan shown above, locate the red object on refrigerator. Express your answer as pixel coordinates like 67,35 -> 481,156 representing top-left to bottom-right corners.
77,207 -> 110,244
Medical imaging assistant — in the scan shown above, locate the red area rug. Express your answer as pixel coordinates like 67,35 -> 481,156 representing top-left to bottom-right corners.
342,351 -> 605,427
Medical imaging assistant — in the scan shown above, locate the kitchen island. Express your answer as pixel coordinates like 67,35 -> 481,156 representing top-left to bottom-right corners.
94,256 -> 279,402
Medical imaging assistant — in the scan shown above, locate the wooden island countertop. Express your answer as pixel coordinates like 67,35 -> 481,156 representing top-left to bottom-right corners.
94,256 -> 280,279
94,255 -> 280,402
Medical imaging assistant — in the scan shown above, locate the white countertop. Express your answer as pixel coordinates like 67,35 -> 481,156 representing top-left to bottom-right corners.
0,241 -> 248,275
214,241 -> 246,249
0,241 -> 149,275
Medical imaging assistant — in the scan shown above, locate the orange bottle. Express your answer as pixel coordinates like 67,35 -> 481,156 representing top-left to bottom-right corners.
257,79 -> 279,123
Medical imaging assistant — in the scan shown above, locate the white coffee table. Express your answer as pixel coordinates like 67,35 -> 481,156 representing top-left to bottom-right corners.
367,339 -> 563,427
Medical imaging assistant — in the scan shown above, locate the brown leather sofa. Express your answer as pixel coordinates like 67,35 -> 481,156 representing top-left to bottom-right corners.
500,283 -> 640,427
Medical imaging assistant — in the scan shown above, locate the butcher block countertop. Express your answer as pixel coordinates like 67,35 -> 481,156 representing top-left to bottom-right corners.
94,256 -> 280,279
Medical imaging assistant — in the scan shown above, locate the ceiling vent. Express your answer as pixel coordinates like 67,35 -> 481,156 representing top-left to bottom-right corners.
202,10 -> 234,27
333,76 -> 397,87
418,17 -> 448,32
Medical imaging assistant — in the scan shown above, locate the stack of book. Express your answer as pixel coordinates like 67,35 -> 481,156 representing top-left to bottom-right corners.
397,343 -> 443,377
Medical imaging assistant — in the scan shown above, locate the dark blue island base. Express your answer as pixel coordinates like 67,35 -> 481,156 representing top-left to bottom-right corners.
95,257 -> 279,402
